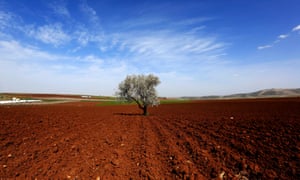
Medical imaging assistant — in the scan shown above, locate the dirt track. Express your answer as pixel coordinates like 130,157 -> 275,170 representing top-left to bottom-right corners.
1,98 -> 299,179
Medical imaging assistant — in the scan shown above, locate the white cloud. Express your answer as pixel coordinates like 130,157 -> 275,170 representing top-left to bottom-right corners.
122,17 -> 167,29
80,1 -> 100,26
105,15 -> 226,66
74,28 -> 104,48
257,32 -> 290,50
81,55 -> 103,64
278,34 -> 288,39
257,45 -> 272,50
33,23 -> 70,46
0,39 -> 130,95
74,30 -> 90,46
49,1 -> 71,18
0,40 -> 107,71
186,26 -> 206,34
292,24 -> 300,31
174,17 -> 213,26
0,11 -> 13,29
257,24 -> 300,50
0,40 -> 66,61
119,30 -> 225,62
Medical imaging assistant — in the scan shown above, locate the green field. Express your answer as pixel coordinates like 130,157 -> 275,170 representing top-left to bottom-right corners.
96,99 -> 191,106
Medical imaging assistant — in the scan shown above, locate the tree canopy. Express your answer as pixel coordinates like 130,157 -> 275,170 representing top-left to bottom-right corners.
116,74 -> 160,115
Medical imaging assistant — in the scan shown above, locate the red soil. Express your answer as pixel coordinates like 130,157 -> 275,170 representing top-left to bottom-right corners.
0,98 -> 299,179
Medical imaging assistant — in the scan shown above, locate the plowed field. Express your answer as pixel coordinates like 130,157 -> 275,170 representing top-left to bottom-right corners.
1,98 -> 299,179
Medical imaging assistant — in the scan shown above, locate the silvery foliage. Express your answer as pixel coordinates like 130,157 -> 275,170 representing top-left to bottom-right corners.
117,74 -> 160,107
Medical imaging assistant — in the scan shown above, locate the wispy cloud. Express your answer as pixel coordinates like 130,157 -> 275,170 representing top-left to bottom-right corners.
81,55 -> 103,64
278,34 -> 289,39
292,24 -> 300,32
0,38 -> 130,95
0,38 -> 126,73
257,45 -> 273,50
0,40 -> 73,63
0,11 -> 13,29
122,17 -> 167,30
1,1 -> 103,48
0,10 -> 23,38
186,26 -> 206,34
30,23 -> 71,46
74,29 -> 90,47
79,1 -> 100,27
49,1 -> 71,18
107,29 -> 226,70
0,7 -> 71,47
173,17 -> 214,26
258,24 -> 300,50
74,27 -> 104,48
257,36 -> 285,50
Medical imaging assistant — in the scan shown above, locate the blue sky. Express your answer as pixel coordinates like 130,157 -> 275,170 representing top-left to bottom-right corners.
0,0 -> 299,97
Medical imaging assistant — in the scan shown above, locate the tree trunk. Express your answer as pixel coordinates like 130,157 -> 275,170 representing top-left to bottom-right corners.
143,105 -> 148,116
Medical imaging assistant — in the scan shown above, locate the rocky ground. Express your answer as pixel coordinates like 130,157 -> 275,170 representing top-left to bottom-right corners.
1,98 -> 299,179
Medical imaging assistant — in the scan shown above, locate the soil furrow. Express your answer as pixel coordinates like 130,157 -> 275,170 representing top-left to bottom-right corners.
151,116 -> 205,179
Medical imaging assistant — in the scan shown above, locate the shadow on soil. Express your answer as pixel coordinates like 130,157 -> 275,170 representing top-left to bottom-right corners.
113,112 -> 143,116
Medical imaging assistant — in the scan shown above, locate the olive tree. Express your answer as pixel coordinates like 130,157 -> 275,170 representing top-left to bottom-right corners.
116,74 -> 160,115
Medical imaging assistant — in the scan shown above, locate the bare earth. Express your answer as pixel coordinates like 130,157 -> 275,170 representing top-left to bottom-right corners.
0,98 -> 299,179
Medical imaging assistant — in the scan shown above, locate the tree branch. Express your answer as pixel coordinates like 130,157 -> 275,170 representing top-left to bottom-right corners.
130,96 -> 143,109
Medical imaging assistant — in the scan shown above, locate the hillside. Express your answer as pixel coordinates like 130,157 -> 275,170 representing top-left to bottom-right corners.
224,88 -> 300,98
182,88 -> 300,99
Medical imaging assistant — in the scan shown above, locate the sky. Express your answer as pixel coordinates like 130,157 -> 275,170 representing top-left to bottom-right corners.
0,0 -> 299,97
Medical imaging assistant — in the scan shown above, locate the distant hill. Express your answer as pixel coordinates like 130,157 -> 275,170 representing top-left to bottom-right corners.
181,88 -> 300,99
224,88 -> 300,98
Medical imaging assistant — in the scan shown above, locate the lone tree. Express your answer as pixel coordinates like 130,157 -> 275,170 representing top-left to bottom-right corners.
116,74 -> 160,116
